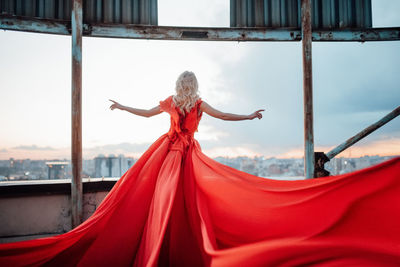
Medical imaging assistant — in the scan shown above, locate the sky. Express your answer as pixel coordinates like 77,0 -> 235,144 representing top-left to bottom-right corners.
0,0 -> 399,160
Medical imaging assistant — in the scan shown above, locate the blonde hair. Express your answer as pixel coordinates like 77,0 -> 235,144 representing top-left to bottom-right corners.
172,71 -> 200,114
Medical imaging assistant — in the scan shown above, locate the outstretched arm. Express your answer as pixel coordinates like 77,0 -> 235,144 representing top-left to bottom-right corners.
200,101 -> 264,121
109,99 -> 162,118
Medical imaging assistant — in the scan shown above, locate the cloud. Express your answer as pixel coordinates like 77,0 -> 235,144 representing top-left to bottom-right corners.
0,146 -> 70,160
1,143 -> 153,160
196,124 -> 229,141
12,145 -> 55,151
195,37 -> 400,153
312,42 -> 400,116
203,145 -> 262,158
159,0 -> 229,27
372,1 -> 400,27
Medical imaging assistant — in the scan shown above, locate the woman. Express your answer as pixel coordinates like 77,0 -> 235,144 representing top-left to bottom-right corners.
109,73 -> 264,121
0,71 -> 399,267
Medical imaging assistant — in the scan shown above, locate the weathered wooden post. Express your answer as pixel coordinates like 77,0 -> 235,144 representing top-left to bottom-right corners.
301,0 -> 315,179
71,0 -> 83,228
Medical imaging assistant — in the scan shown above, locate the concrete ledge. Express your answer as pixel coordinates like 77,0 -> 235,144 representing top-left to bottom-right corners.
0,179 -> 116,242
0,178 -> 117,197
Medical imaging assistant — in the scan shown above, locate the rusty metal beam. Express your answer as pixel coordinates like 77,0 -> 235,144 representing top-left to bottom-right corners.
87,24 -> 301,41
71,0 -> 83,228
301,0 -> 315,179
326,106 -> 400,160
1,15 -> 400,42
313,28 -> 400,42
0,14 -> 70,35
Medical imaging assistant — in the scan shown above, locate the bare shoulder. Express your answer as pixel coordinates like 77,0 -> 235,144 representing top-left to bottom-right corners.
199,101 -> 225,118
200,101 -> 211,111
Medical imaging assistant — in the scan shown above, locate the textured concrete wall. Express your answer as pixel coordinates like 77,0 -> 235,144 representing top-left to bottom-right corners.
0,191 -> 108,242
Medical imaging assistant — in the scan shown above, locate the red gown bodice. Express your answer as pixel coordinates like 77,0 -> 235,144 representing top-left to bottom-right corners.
160,95 -> 203,137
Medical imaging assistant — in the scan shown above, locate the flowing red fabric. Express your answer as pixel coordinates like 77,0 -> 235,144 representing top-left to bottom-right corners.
1,96 -> 400,266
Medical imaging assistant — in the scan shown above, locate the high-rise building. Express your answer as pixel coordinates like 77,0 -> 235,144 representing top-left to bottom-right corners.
94,154 -> 135,178
46,161 -> 69,179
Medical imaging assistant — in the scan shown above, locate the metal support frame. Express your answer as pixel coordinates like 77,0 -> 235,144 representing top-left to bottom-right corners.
71,0 -> 83,228
301,0 -> 315,179
1,15 -> 400,42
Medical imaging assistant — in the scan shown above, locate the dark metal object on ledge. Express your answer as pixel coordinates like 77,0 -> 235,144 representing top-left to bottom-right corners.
314,152 -> 330,178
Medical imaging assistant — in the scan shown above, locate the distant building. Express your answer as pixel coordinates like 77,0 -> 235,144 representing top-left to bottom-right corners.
82,159 -> 95,178
94,154 -> 135,178
46,161 -> 69,179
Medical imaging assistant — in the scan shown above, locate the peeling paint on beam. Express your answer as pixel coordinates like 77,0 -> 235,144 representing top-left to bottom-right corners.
312,28 -> 400,42
1,15 -> 399,42
0,15 -> 70,35
0,14 -> 300,41
87,24 -> 302,41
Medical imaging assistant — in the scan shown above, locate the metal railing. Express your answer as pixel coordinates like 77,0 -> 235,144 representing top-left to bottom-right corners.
315,106 -> 400,177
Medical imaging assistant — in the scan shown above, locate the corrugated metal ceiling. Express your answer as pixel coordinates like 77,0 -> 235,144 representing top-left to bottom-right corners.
0,0 -> 158,25
230,0 -> 372,29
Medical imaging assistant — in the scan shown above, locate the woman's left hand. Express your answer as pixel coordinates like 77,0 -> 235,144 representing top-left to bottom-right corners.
249,109 -> 265,120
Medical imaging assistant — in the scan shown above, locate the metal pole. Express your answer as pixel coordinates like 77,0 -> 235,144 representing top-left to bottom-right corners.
301,0 -> 315,179
71,0 -> 83,228
326,105 -> 400,159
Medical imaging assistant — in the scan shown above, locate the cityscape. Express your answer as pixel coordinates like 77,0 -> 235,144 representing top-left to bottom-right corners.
0,154 -> 397,182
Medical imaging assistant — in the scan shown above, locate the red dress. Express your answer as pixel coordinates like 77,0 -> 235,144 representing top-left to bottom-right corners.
1,96 -> 400,266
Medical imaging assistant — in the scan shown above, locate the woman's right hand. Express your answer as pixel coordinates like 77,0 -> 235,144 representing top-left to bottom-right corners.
109,99 -> 123,111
